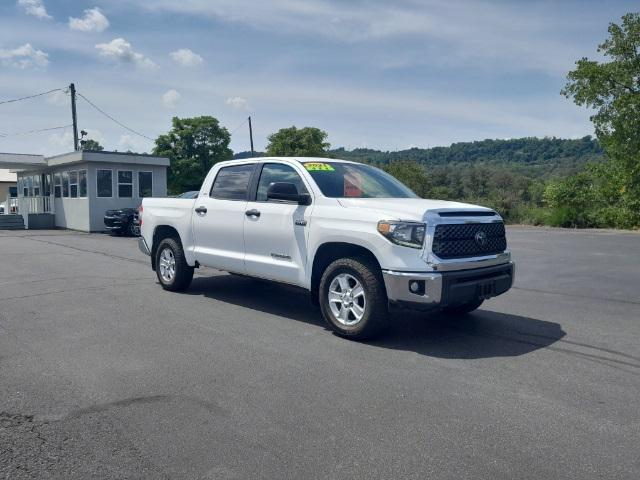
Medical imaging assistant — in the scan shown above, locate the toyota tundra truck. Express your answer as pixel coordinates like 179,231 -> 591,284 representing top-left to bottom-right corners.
138,157 -> 514,339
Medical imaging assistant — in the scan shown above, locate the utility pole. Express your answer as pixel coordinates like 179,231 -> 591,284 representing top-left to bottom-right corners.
248,116 -> 254,157
69,83 -> 79,151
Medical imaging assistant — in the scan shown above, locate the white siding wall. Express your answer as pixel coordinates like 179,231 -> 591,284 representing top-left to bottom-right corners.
51,162 -> 91,231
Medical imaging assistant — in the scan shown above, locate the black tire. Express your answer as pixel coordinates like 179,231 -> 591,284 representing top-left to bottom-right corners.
442,299 -> 484,315
127,220 -> 138,237
319,256 -> 389,340
155,237 -> 194,292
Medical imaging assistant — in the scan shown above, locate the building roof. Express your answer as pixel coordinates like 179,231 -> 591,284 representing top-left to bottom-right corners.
0,153 -> 46,171
0,150 -> 169,171
46,150 -> 170,167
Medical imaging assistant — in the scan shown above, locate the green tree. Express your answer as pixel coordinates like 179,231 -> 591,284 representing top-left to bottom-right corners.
266,126 -> 329,157
383,160 -> 431,197
153,116 -> 232,193
81,139 -> 103,151
562,12 -> 640,225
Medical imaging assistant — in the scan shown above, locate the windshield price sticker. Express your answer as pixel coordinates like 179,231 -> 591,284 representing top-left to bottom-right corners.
304,162 -> 335,172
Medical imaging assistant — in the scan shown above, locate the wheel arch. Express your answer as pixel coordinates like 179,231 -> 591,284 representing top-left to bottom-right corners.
151,225 -> 183,271
310,242 -> 382,306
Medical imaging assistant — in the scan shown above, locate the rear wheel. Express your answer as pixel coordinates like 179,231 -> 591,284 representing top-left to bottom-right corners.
319,257 -> 389,339
155,238 -> 194,291
442,299 -> 484,315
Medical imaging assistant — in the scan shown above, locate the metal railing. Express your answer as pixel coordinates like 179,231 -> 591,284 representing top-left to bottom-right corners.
2,196 -> 19,214
4,195 -> 55,228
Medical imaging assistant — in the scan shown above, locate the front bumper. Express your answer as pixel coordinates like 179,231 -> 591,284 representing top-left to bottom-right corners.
382,262 -> 514,310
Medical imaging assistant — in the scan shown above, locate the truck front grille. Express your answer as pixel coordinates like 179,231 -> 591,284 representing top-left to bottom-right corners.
432,222 -> 506,259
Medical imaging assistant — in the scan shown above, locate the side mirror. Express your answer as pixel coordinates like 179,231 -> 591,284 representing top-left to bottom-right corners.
266,182 -> 310,205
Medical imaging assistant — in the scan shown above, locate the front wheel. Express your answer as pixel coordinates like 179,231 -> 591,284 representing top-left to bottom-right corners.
155,238 -> 194,291
319,257 -> 389,339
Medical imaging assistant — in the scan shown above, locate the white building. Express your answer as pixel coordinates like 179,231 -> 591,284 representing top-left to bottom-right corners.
0,151 -> 169,231
0,169 -> 17,205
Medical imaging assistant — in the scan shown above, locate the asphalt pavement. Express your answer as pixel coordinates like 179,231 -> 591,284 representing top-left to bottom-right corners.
0,227 -> 639,479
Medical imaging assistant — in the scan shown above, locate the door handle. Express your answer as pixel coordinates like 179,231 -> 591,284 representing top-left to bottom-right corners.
195,206 -> 207,215
245,209 -> 261,218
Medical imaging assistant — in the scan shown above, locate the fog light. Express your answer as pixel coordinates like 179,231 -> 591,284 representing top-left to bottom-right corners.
408,280 -> 426,296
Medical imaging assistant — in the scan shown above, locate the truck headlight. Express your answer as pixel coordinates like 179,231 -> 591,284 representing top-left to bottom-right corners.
377,221 -> 426,249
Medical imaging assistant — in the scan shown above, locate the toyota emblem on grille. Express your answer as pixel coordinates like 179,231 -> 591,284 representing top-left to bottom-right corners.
474,230 -> 488,246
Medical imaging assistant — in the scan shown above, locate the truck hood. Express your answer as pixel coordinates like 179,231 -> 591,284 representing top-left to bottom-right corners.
336,198 -> 494,222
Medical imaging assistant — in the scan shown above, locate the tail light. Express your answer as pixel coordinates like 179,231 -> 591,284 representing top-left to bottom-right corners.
138,205 -> 143,226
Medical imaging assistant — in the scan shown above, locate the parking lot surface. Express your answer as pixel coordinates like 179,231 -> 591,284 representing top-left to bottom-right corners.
1,227 -> 639,479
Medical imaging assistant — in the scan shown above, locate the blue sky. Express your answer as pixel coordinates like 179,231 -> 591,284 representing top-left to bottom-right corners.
0,0 -> 636,156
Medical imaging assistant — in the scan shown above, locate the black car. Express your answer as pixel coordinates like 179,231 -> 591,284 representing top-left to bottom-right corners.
104,208 -> 140,236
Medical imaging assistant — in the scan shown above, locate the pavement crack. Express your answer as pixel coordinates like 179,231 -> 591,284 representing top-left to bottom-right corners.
0,281 -> 149,302
22,236 -> 148,266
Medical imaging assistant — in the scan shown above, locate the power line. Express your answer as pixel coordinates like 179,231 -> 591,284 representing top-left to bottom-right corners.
229,117 -> 249,135
76,91 -> 155,142
0,88 -> 64,106
0,125 -> 72,137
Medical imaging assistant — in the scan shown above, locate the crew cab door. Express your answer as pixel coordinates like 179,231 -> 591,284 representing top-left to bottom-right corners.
243,162 -> 312,285
192,163 -> 256,273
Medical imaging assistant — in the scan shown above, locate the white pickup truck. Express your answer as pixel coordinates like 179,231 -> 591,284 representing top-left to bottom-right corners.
139,157 -> 514,339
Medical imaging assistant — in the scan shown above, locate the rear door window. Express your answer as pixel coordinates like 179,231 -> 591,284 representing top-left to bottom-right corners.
210,164 -> 255,200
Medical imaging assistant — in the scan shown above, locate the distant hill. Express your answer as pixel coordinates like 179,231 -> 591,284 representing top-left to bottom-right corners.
232,137 -> 604,179
327,136 -> 604,178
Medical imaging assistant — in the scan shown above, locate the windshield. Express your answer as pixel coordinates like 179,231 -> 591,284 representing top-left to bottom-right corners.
302,161 -> 417,198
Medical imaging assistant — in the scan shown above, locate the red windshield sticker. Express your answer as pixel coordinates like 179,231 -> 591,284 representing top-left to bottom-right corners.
344,173 -> 363,197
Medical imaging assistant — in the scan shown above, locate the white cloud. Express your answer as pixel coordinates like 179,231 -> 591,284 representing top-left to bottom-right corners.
225,96 -> 249,110
48,128 -> 105,152
162,89 -> 181,108
47,130 -> 74,151
118,134 -> 149,153
17,0 -> 51,20
169,48 -> 203,67
139,0 -> 582,74
83,129 -> 106,146
46,89 -> 69,106
69,7 -> 110,32
95,38 -> 157,69
0,43 -> 49,68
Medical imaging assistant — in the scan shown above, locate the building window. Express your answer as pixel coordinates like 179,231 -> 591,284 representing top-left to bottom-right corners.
97,169 -> 112,198
138,171 -> 153,197
79,170 -> 87,197
62,171 -> 69,197
54,173 -> 62,198
43,174 -> 51,197
69,171 -> 78,198
118,170 -> 133,198
26,176 -> 33,197
33,175 -> 41,196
